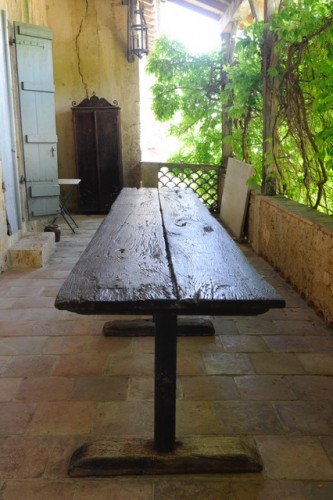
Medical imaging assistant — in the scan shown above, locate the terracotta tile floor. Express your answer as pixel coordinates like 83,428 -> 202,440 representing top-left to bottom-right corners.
0,215 -> 333,499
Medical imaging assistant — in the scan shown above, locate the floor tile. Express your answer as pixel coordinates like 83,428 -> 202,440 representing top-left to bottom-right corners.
273,320 -> 324,336
256,436 -> 333,480
154,479 -> 230,500
0,379 -> 21,401
203,353 -> 254,375
236,319 -> 278,336
297,353 -> 333,374
2,355 -> 57,377
71,376 -> 128,401
221,335 -> 268,352
0,437 -> 51,479
321,436 -> 333,463
211,318 -> 239,335
287,375 -> 333,400
235,375 -> 296,400
107,353 -> 154,376
127,376 -> 154,400
2,480 -> 76,500
93,401 -> 153,437
176,401 -> 223,435
215,401 -> 283,434
16,377 -> 74,401
73,480 -> 153,500
52,353 -> 108,376
177,352 -> 206,375
275,401 -> 333,435
27,401 -> 96,435
180,375 -> 239,400
263,335 -> 312,352
43,335 -> 111,355
305,482 -> 333,500
177,334 -> 224,353
250,353 -> 305,374
0,402 -> 35,435
0,336 -> 47,355
229,479 -> 311,499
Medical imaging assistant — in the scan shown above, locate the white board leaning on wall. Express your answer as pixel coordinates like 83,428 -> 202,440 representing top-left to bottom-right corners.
220,158 -> 254,241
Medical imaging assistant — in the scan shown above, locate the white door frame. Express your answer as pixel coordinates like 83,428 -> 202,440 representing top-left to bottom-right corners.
0,10 -> 22,234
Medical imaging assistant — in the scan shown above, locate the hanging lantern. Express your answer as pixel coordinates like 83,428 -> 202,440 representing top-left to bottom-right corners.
128,0 -> 149,62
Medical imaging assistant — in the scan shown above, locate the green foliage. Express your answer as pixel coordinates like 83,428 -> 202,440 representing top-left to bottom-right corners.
221,21 -> 264,173
146,35 -> 223,164
147,1 -> 333,214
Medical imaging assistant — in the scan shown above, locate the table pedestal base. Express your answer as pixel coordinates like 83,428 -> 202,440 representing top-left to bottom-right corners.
68,436 -> 262,477
103,317 -> 215,337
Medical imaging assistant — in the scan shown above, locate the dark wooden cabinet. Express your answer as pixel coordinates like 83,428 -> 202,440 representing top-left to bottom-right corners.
72,95 -> 123,214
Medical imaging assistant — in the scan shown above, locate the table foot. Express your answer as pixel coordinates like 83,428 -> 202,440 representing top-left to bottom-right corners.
68,436 -> 262,477
103,317 -> 215,336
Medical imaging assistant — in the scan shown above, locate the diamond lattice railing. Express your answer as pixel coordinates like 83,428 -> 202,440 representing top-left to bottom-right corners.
158,164 -> 219,212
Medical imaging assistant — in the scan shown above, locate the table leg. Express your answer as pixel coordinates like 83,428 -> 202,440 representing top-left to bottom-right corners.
154,313 -> 177,452
67,312 -> 263,476
52,184 -> 79,233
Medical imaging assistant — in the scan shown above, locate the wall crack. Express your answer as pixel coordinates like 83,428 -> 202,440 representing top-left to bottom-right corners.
75,0 -> 89,98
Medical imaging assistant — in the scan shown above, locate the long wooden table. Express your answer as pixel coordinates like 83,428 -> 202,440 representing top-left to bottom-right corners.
55,187 -> 285,476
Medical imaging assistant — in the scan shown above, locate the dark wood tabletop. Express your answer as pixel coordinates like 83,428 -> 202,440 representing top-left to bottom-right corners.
55,187 -> 284,316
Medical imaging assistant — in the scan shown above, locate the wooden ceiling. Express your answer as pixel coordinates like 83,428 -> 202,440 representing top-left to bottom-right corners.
141,0 -> 264,49
168,0 -> 245,21
167,0 -> 264,30
142,0 -> 263,48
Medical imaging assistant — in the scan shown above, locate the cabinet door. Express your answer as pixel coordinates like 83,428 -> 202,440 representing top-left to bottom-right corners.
96,109 -> 123,213
72,97 -> 123,214
72,109 -> 99,213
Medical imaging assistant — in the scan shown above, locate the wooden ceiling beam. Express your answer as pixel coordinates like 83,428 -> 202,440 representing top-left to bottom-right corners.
248,0 -> 263,20
219,0 -> 244,33
167,0 -> 229,20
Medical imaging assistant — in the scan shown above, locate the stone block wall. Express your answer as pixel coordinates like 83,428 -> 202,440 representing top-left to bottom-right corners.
248,189 -> 333,325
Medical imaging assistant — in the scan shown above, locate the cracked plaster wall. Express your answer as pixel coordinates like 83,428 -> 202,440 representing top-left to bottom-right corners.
45,0 -> 141,189
0,0 -> 141,272
0,0 -> 47,25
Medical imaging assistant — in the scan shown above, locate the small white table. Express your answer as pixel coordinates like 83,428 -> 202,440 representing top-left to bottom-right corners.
53,179 -> 81,233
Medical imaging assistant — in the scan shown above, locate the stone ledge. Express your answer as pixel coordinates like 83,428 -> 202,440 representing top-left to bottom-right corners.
8,232 -> 55,268
248,190 -> 333,325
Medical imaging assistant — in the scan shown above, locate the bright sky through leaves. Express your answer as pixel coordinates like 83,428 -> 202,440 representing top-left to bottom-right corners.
160,2 -> 221,54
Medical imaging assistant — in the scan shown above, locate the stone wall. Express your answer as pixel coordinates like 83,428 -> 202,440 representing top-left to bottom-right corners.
248,189 -> 333,325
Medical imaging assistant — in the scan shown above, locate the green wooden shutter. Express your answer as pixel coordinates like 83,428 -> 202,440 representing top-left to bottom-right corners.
14,21 -> 59,218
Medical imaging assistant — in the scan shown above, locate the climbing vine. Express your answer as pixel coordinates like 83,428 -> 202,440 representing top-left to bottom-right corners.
272,0 -> 333,211
147,0 -> 333,214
